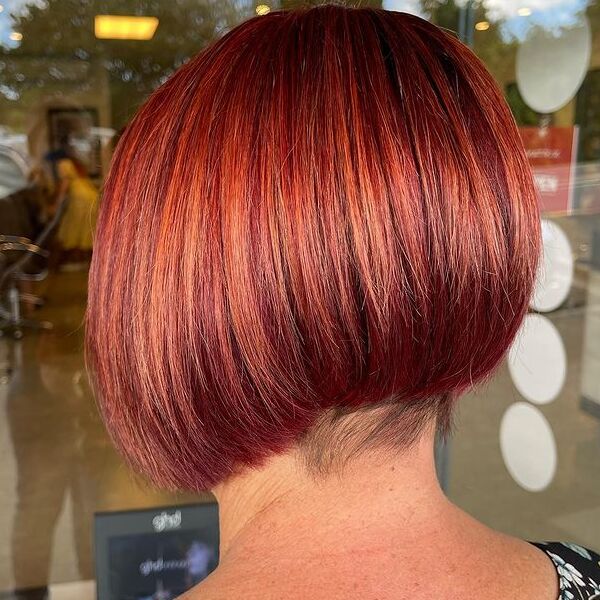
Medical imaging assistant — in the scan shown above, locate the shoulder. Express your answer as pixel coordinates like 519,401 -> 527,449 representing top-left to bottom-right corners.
531,541 -> 600,599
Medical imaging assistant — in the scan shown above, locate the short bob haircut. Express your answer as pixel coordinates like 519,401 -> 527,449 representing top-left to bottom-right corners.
86,5 -> 540,491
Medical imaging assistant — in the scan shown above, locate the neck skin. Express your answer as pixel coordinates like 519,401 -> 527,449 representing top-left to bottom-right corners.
201,424 -> 558,600
213,424 -> 453,565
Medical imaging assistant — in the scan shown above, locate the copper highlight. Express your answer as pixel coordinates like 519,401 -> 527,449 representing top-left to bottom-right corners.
86,6 -> 540,490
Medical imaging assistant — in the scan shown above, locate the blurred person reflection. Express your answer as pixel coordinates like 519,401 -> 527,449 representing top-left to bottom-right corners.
44,132 -> 98,270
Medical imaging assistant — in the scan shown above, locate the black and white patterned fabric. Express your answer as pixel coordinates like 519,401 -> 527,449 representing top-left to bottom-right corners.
531,541 -> 600,600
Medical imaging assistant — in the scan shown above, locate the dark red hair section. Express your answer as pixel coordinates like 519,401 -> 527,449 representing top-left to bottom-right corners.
86,6 -> 540,490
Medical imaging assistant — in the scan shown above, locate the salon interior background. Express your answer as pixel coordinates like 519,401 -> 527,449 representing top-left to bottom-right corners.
1,0 -> 600,596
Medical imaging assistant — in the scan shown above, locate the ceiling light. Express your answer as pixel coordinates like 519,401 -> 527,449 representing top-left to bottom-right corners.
0,5 -> 4,13
94,15 -> 159,40
9,32 -> 23,41
517,7 -> 532,16
256,5 -> 271,15
475,21 -> 490,31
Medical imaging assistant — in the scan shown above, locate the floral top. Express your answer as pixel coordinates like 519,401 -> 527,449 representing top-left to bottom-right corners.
531,542 -> 600,599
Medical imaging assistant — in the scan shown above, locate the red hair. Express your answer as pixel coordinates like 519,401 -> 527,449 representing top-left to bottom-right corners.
86,6 -> 540,490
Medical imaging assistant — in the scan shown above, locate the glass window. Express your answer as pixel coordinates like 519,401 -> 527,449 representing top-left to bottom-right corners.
1,0 -> 599,595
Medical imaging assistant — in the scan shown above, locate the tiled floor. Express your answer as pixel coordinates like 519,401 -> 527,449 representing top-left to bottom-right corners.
0,265 -> 599,593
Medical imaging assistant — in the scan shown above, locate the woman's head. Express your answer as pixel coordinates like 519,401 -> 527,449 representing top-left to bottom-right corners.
86,5 -> 540,491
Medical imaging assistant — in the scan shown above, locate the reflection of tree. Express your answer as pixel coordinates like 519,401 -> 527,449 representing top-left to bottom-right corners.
0,0 -> 521,130
420,0 -> 461,31
576,69 -> 600,162
2,0 -> 250,129
575,3 -> 600,162
281,0 -> 383,6
4,0 -> 588,144
506,82 -> 539,126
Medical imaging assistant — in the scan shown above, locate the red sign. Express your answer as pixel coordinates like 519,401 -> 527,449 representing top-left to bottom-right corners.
519,126 -> 578,214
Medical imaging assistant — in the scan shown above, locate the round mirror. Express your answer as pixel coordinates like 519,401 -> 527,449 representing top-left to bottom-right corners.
508,313 -> 566,405
500,402 -> 557,492
531,220 -> 574,313
516,17 -> 591,114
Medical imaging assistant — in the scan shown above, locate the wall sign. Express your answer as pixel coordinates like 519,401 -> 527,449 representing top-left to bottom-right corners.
520,126 -> 579,214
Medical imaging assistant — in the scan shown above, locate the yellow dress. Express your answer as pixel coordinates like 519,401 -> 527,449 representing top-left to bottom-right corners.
55,158 -> 98,251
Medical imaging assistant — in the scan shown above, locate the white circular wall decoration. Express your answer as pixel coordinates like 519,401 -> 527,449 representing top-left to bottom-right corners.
516,16 -> 591,114
531,219 -> 574,313
500,402 -> 557,492
508,313 -> 566,405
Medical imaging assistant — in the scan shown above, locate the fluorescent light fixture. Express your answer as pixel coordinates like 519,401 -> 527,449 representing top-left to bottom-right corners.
94,15 -> 159,40
0,5 -> 4,13
517,7 -> 532,16
9,32 -> 23,41
475,20 -> 490,31
256,4 -> 271,15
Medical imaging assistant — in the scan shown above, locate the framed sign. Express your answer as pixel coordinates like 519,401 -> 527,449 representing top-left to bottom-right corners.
95,502 -> 219,600
520,126 -> 579,214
